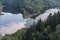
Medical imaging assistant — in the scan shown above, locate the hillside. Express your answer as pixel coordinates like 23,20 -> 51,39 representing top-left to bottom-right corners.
0,0 -> 60,14
1,11 -> 60,40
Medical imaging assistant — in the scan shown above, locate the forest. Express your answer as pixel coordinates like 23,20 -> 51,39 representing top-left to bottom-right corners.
0,0 -> 60,14
1,11 -> 60,40
0,0 -> 60,40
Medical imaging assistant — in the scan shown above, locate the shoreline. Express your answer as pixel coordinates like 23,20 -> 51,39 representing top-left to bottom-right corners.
0,22 -> 26,36
0,8 -> 59,36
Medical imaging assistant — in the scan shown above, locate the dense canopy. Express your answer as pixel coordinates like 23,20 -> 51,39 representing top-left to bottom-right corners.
1,11 -> 60,40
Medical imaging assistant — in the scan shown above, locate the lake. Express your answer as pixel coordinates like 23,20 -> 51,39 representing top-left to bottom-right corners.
0,8 -> 59,36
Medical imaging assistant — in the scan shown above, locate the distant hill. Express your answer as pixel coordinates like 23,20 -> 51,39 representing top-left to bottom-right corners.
0,0 -> 60,14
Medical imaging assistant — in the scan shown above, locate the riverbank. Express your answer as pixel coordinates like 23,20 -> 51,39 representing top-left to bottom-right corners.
23,7 -> 50,18
35,8 -> 59,22
0,8 -> 59,36
25,8 -> 59,27
0,23 -> 25,36
31,7 -> 59,19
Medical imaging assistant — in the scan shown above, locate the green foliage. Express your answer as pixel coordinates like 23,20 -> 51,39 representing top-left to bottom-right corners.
2,9 -> 60,40
1,0 -> 60,40
0,0 -> 60,14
